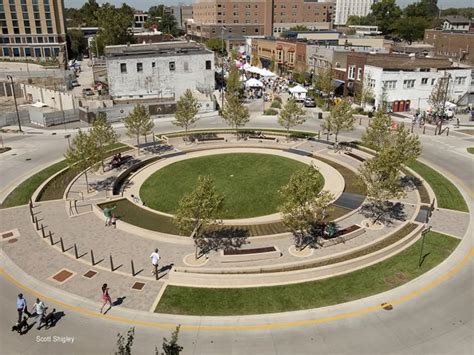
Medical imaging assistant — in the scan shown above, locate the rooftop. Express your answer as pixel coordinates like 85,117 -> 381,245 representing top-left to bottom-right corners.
364,54 -> 454,70
444,15 -> 470,24
105,41 -> 211,58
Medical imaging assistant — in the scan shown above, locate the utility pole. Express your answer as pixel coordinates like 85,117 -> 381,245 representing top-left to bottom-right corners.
220,26 -> 227,112
6,75 -> 22,132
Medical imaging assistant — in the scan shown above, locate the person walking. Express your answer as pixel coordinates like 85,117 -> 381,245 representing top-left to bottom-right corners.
32,298 -> 46,329
150,248 -> 160,279
100,283 -> 112,314
16,294 -> 31,324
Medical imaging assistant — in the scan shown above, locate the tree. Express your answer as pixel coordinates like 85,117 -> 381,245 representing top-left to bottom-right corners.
90,112 -> 118,171
174,89 -> 200,141
370,0 -> 402,34
346,15 -> 371,26
67,29 -> 87,59
116,327 -> 134,355
122,104 -> 154,155
158,325 -> 183,355
221,94 -> 250,137
175,176 -> 223,258
205,38 -> 226,56
314,67 -> 334,109
148,5 -> 165,19
429,76 -> 449,115
159,12 -> 179,36
279,165 -> 333,249
225,64 -> 242,97
396,17 -> 431,44
361,110 -> 392,150
405,0 -> 439,19
322,98 -> 355,142
64,130 -> 99,192
355,74 -> 375,108
277,99 -> 306,139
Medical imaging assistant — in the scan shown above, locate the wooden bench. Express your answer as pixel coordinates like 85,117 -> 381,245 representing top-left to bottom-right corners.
220,246 -> 282,263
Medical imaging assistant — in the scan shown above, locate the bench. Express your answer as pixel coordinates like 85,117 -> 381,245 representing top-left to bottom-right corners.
220,246 -> 282,263
109,155 -> 133,169
344,152 -> 366,162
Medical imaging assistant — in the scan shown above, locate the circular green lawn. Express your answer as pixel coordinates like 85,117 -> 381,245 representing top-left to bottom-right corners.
140,153 -> 321,219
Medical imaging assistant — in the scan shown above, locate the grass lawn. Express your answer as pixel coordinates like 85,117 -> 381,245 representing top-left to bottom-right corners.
467,147 -> 474,154
407,161 -> 468,212
140,153 -> 313,219
155,231 -> 459,315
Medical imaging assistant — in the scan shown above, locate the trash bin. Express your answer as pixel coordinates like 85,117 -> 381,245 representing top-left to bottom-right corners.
318,112 -> 323,119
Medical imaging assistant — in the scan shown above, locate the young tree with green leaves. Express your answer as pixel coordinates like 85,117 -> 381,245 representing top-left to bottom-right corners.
355,74 -> 375,109
226,65 -> 242,97
429,77 -> 449,115
64,130 -> 100,192
116,327 -> 134,355
90,112 -> 118,171
122,104 -> 154,155
361,110 -> 392,150
277,99 -> 306,140
174,89 -> 200,141
395,16 -> 431,44
370,0 -> 402,34
67,29 -> 87,59
314,67 -> 334,107
205,38 -> 226,56
279,165 -> 333,249
221,94 -> 250,137
175,176 -> 223,258
322,98 -> 355,142
158,325 -> 183,355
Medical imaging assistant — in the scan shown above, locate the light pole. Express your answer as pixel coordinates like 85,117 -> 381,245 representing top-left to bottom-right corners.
437,73 -> 451,135
220,26 -> 227,111
6,75 -> 22,132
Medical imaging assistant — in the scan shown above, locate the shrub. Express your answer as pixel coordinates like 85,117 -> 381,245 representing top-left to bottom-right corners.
264,108 -> 278,115
273,96 -> 282,103
270,101 -> 281,109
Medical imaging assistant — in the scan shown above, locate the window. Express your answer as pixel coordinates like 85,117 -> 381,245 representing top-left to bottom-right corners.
136,62 -> 143,72
348,66 -> 355,80
205,60 -> 211,70
120,63 -> 127,73
383,80 -> 397,90
24,47 -> 31,56
183,61 -> 189,71
152,62 -> 155,68
357,68 -> 362,81
368,79 -> 376,88
44,48 -> 51,57
421,78 -> 428,85
431,78 -> 436,85
169,61 -> 175,71
455,76 -> 466,85
34,47 -> 41,57
403,79 -> 415,89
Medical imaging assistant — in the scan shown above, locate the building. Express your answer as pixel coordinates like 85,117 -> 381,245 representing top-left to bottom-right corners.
133,11 -> 148,32
252,38 -> 307,75
424,29 -> 474,65
172,5 -> 193,29
0,0 -> 67,64
442,16 -> 471,33
334,0 -> 375,26
105,41 -> 215,103
188,0 -> 334,49
347,53 -> 472,111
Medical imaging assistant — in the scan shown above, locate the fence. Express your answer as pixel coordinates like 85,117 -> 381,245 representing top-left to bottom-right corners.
0,110 -> 30,127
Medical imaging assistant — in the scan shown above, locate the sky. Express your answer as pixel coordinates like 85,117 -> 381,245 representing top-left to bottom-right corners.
64,0 -> 473,11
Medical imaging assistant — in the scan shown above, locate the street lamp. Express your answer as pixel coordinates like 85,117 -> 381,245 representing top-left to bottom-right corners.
6,75 -> 22,132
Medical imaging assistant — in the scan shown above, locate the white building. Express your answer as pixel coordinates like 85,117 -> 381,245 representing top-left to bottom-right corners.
363,61 -> 472,112
105,42 -> 215,102
442,16 -> 471,33
334,0 -> 375,26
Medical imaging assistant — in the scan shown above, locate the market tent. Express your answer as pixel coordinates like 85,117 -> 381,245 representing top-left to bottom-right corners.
260,68 -> 277,78
246,66 -> 264,75
289,85 -> 308,101
243,63 -> 252,70
245,78 -> 264,88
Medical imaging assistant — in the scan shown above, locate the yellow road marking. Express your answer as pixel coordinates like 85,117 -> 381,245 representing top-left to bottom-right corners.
1,247 -> 473,331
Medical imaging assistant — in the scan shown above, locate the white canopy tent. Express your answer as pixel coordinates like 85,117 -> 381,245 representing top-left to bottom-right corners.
245,66 -> 264,75
259,68 -> 277,78
245,78 -> 264,88
289,85 -> 308,101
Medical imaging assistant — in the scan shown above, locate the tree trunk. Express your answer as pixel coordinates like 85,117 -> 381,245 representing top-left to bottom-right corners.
136,133 -> 140,155
287,124 -> 290,141
335,128 -> 339,143
84,170 -> 89,193
185,125 -> 188,143
100,143 -> 105,172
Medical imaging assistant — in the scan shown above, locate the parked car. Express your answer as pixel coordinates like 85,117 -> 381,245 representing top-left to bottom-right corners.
71,80 -> 80,87
304,97 -> 316,107
82,88 -> 94,97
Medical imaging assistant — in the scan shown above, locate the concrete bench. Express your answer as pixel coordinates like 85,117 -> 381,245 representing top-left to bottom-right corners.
220,246 -> 282,263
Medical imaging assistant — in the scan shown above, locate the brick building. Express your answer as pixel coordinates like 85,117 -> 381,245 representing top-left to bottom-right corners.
424,29 -> 474,65
252,38 -> 307,75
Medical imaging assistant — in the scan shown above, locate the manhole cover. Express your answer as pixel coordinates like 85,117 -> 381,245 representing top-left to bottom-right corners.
83,270 -> 97,279
52,269 -> 73,283
2,232 -> 14,239
131,282 -> 145,290
8,238 -> 18,244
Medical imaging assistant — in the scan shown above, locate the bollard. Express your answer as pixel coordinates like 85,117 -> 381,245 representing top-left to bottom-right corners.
423,126 -> 426,135
359,116 -> 362,125
131,260 -> 135,276
60,237 -> 65,252
48,231 -> 54,245
74,244 -> 79,259
110,255 -> 114,272
446,127 -> 449,136
91,249 -> 95,266
41,224 -> 45,238
35,217 -> 39,230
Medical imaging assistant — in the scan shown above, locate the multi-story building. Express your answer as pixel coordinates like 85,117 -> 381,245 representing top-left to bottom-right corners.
171,5 -> 193,29
188,0 -> 334,49
334,0 -> 375,26
442,16 -> 471,33
105,41 -> 215,102
0,0 -> 67,64
424,29 -> 474,65
252,38 -> 307,75
345,53 -> 472,112
133,11 -> 148,32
